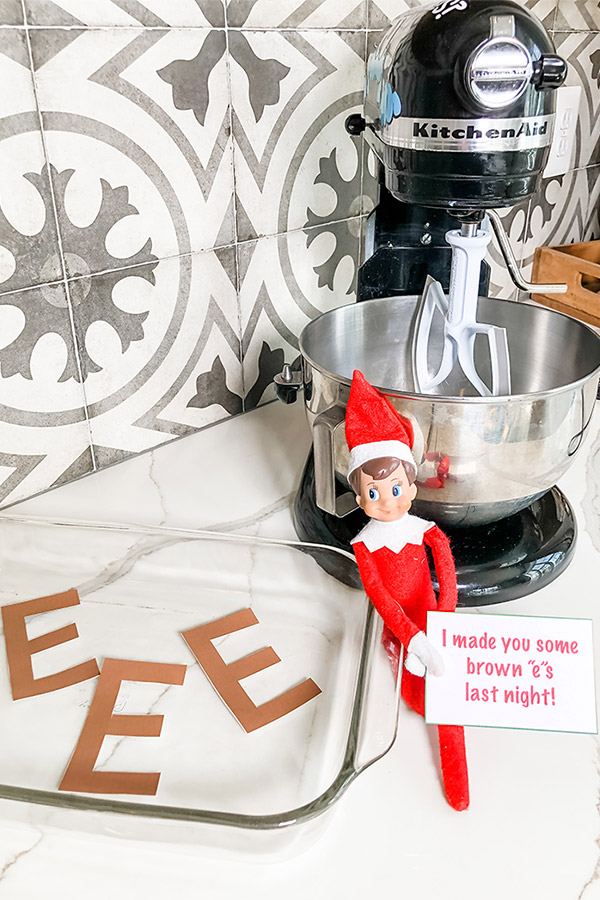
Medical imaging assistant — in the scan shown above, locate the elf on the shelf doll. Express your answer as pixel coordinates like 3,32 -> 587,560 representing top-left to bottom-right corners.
346,369 -> 469,811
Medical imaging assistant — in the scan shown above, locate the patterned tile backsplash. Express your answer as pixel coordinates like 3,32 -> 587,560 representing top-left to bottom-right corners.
0,0 -> 597,506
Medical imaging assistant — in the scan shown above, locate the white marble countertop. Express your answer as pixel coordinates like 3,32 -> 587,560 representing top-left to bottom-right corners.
0,398 -> 599,899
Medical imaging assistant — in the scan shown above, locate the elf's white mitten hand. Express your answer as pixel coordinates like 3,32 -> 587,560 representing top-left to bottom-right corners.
405,631 -> 445,677
404,650 -> 426,677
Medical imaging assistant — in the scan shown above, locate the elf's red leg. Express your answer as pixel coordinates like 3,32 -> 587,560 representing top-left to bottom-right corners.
400,667 -> 425,716
438,724 -> 469,811
381,625 -> 402,679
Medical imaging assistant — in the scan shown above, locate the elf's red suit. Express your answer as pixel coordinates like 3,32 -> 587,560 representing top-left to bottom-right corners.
345,369 -> 469,811
352,515 -> 469,811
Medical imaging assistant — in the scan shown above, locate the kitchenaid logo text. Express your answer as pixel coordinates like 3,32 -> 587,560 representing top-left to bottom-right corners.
432,0 -> 467,19
382,114 -> 554,152
413,120 -> 548,140
471,67 -> 530,80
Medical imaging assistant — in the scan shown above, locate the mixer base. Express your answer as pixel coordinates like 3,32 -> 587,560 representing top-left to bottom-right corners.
293,450 -> 576,606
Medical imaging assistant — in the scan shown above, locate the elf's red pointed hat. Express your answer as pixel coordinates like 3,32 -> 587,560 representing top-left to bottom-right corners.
346,370 -> 416,480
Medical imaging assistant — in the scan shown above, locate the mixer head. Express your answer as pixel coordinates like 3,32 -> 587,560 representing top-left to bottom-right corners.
350,0 -> 567,210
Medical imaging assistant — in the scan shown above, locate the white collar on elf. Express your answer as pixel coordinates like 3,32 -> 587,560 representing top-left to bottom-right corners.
350,513 -> 433,553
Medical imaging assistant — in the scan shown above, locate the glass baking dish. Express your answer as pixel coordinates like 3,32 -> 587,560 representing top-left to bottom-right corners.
0,517 -> 400,856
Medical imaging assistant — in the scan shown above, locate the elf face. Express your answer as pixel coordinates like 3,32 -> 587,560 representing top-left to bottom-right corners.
356,463 -> 417,522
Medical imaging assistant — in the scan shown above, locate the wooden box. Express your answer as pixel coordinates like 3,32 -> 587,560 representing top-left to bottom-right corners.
532,241 -> 600,327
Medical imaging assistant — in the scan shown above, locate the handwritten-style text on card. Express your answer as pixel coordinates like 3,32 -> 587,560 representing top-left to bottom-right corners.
425,611 -> 597,734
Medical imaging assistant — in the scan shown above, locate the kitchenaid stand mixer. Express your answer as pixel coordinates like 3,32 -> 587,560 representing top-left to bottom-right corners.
277,0 -> 600,605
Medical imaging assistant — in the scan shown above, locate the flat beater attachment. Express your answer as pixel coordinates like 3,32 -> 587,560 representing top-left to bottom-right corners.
411,221 -> 511,398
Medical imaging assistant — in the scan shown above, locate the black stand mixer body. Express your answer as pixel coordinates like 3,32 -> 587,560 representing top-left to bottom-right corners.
292,0 -> 576,605
360,0 -> 565,209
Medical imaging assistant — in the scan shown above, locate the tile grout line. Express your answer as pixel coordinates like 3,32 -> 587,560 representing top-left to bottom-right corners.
3,23 -> 598,34
358,5 -> 369,285
20,0 -> 98,471
1,24 -> 384,32
0,212 -> 375,300
223,4 -> 246,408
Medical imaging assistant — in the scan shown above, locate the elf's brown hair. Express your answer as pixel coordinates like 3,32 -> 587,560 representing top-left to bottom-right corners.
348,456 -> 416,495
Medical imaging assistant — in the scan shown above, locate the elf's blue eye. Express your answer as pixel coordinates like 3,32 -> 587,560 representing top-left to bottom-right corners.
368,488 -> 380,501
392,485 -> 402,498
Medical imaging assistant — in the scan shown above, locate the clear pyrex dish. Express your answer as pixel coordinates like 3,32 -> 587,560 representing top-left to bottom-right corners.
0,517 -> 400,856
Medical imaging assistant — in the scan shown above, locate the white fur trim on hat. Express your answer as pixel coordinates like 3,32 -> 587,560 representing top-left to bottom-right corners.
347,440 -> 416,480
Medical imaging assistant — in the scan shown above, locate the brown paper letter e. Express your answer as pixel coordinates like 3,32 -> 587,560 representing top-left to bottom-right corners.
59,658 -> 187,796
182,608 -> 321,733
2,589 -> 100,700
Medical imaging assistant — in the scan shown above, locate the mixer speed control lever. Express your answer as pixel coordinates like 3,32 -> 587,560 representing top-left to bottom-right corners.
531,55 -> 568,90
345,114 -> 366,135
274,363 -> 303,404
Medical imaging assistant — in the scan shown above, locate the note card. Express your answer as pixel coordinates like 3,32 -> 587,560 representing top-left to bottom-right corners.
425,611 -> 597,734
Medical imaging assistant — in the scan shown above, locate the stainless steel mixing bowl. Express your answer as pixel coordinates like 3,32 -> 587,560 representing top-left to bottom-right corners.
297,295 -> 600,527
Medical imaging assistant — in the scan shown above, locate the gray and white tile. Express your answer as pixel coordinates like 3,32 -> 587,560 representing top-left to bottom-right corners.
239,219 -> 359,408
555,0 -> 600,32
231,29 -> 366,242
524,0 -> 557,31
0,0 -> 597,514
1,0 -> 24,25
0,31 -> 63,292
520,167 -> 591,283
226,0 -> 366,28
0,31 -> 94,506
0,281 -> 93,507
366,0 -> 426,31
582,165 -> 600,240
554,31 -> 600,169
29,27 -> 235,269
69,248 -> 242,463
24,0 -> 224,27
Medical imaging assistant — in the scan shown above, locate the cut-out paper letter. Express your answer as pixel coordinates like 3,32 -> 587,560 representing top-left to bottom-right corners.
182,608 -> 321,733
2,588 -> 100,700
59,658 -> 187,796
